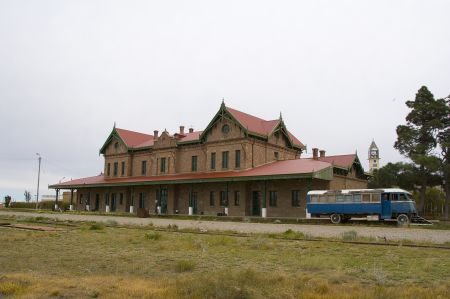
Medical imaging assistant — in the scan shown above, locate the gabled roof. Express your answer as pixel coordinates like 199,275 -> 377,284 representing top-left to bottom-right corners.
116,128 -> 154,148
317,154 -> 357,169
100,103 -> 305,153
50,158 -> 333,189
226,107 -> 279,136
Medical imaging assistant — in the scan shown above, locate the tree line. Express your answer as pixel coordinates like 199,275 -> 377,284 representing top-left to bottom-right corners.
369,86 -> 449,219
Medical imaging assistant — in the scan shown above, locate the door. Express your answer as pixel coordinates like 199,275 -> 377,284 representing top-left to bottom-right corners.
191,192 -> 198,214
95,194 -> 100,211
381,193 -> 391,219
252,191 -> 261,216
160,188 -> 168,214
111,193 -> 117,212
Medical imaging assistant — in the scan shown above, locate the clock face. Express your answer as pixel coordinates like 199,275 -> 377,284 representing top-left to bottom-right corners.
371,150 -> 377,157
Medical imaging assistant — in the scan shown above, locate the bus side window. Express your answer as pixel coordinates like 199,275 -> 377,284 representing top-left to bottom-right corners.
344,195 -> 353,202
327,195 -> 335,203
391,194 -> 399,201
319,196 -> 327,203
399,194 -> 407,201
362,194 -> 371,202
371,194 -> 381,202
381,193 -> 389,201
336,195 -> 344,202
311,195 -> 318,203
353,194 -> 362,202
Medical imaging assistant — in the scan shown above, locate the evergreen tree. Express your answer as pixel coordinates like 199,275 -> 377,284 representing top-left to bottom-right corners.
394,86 -> 449,215
436,95 -> 450,219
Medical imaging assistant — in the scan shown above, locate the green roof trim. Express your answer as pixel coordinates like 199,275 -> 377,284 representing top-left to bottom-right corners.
99,128 -> 129,155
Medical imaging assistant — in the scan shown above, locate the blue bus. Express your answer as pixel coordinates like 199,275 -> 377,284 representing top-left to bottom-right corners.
306,188 -> 418,224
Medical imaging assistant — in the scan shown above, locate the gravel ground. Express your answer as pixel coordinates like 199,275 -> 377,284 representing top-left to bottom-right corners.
1,210 -> 449,244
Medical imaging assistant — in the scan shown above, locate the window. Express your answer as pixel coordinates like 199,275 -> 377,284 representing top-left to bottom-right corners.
121,162 -> 125,176
235,150 -> 241,168
211,152 -> 216,170
119,193 -> 123,205
160,157 -> 166,173
113,162 -> 118,176
191,155 -> 198,172
234,191 -> 240,206
222,124 -> 230,134
291,190 -> 300,207
209,191 -> 215,206
269,191 -> 278,207
139,192 -> 146,209
141,161 -> 147,175
114,142 -> 119,150
222,151 -> 229,169
274,152 -> 279,160
107,163 -> 111,176
220,191 -> 228,206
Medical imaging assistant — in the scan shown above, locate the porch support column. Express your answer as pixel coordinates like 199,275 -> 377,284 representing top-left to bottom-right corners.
157,185 -> 161,214
54,189 -> 59,211
188,184 -> 193,216
129,187 -> 134,214
261,181 -> 267,218
70,189 -> 74,211
224,181 -> 229,216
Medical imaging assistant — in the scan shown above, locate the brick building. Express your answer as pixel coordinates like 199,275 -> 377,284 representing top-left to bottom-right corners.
50,102 -> 369,218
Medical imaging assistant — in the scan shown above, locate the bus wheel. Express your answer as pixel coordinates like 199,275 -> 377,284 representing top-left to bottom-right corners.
397,214 -> 409,225
330,214 -> 342,224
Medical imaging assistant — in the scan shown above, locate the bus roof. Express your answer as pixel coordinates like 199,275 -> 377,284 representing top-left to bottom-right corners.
307,188 -> 411,195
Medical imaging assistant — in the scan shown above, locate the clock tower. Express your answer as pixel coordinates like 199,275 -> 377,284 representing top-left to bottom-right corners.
368,140 -> 380,173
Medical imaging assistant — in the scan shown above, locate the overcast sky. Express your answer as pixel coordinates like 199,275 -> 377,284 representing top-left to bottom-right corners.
1,0 -> 449,201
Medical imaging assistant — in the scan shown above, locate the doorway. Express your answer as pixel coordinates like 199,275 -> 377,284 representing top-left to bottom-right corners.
252,191 -> 261,216
95,194 -> 100,211
111,193 -> 117,212
159,188 -> 168,214
190,192 -> 198,214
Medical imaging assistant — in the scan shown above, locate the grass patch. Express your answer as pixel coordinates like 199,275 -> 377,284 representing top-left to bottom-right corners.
89,223 -> 104,230
175,260 -> 195,272
145,231 -> 161,240
1,216 -> 450,298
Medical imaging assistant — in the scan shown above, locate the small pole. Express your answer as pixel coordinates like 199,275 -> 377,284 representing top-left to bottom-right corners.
35,153 -> 41,210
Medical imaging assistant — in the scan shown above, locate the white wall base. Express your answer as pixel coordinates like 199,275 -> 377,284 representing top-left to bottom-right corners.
224,207 -> 229,216
54,204 -> 59,211
306,209 -> 311,219
157,206 -> 161,214
261,208 -> 267,218
188,206 -> 193,215
129,206 -> 134,213
69,205 -> 73,211
105,205 -> 110,213
86,205 -> 90,211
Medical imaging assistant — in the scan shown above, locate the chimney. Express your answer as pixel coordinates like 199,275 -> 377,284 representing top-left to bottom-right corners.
189,127 -> 194,133
179,126 -> 185,135
319,150 -> 326,158
153,130 -> 159,139
312,148 -> 319,160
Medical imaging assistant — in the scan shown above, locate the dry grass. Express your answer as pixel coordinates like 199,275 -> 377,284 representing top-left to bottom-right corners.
0,217 -> 449,298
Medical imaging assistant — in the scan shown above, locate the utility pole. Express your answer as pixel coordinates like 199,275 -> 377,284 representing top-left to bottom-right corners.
36,153 -> 41,210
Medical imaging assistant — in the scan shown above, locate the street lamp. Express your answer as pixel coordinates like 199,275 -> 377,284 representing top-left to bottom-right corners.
36,153 -> 41,210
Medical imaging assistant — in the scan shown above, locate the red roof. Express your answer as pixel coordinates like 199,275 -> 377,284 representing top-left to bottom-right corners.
227,107 -> 279,135
227,106 -> 304,148
51,158 -> 332,188
108,104 -> 304,150
306,154 -> 357,169
115,128 -> 154,148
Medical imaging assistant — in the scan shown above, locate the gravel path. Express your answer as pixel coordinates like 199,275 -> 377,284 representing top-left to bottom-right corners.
1,211 -> 449,244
